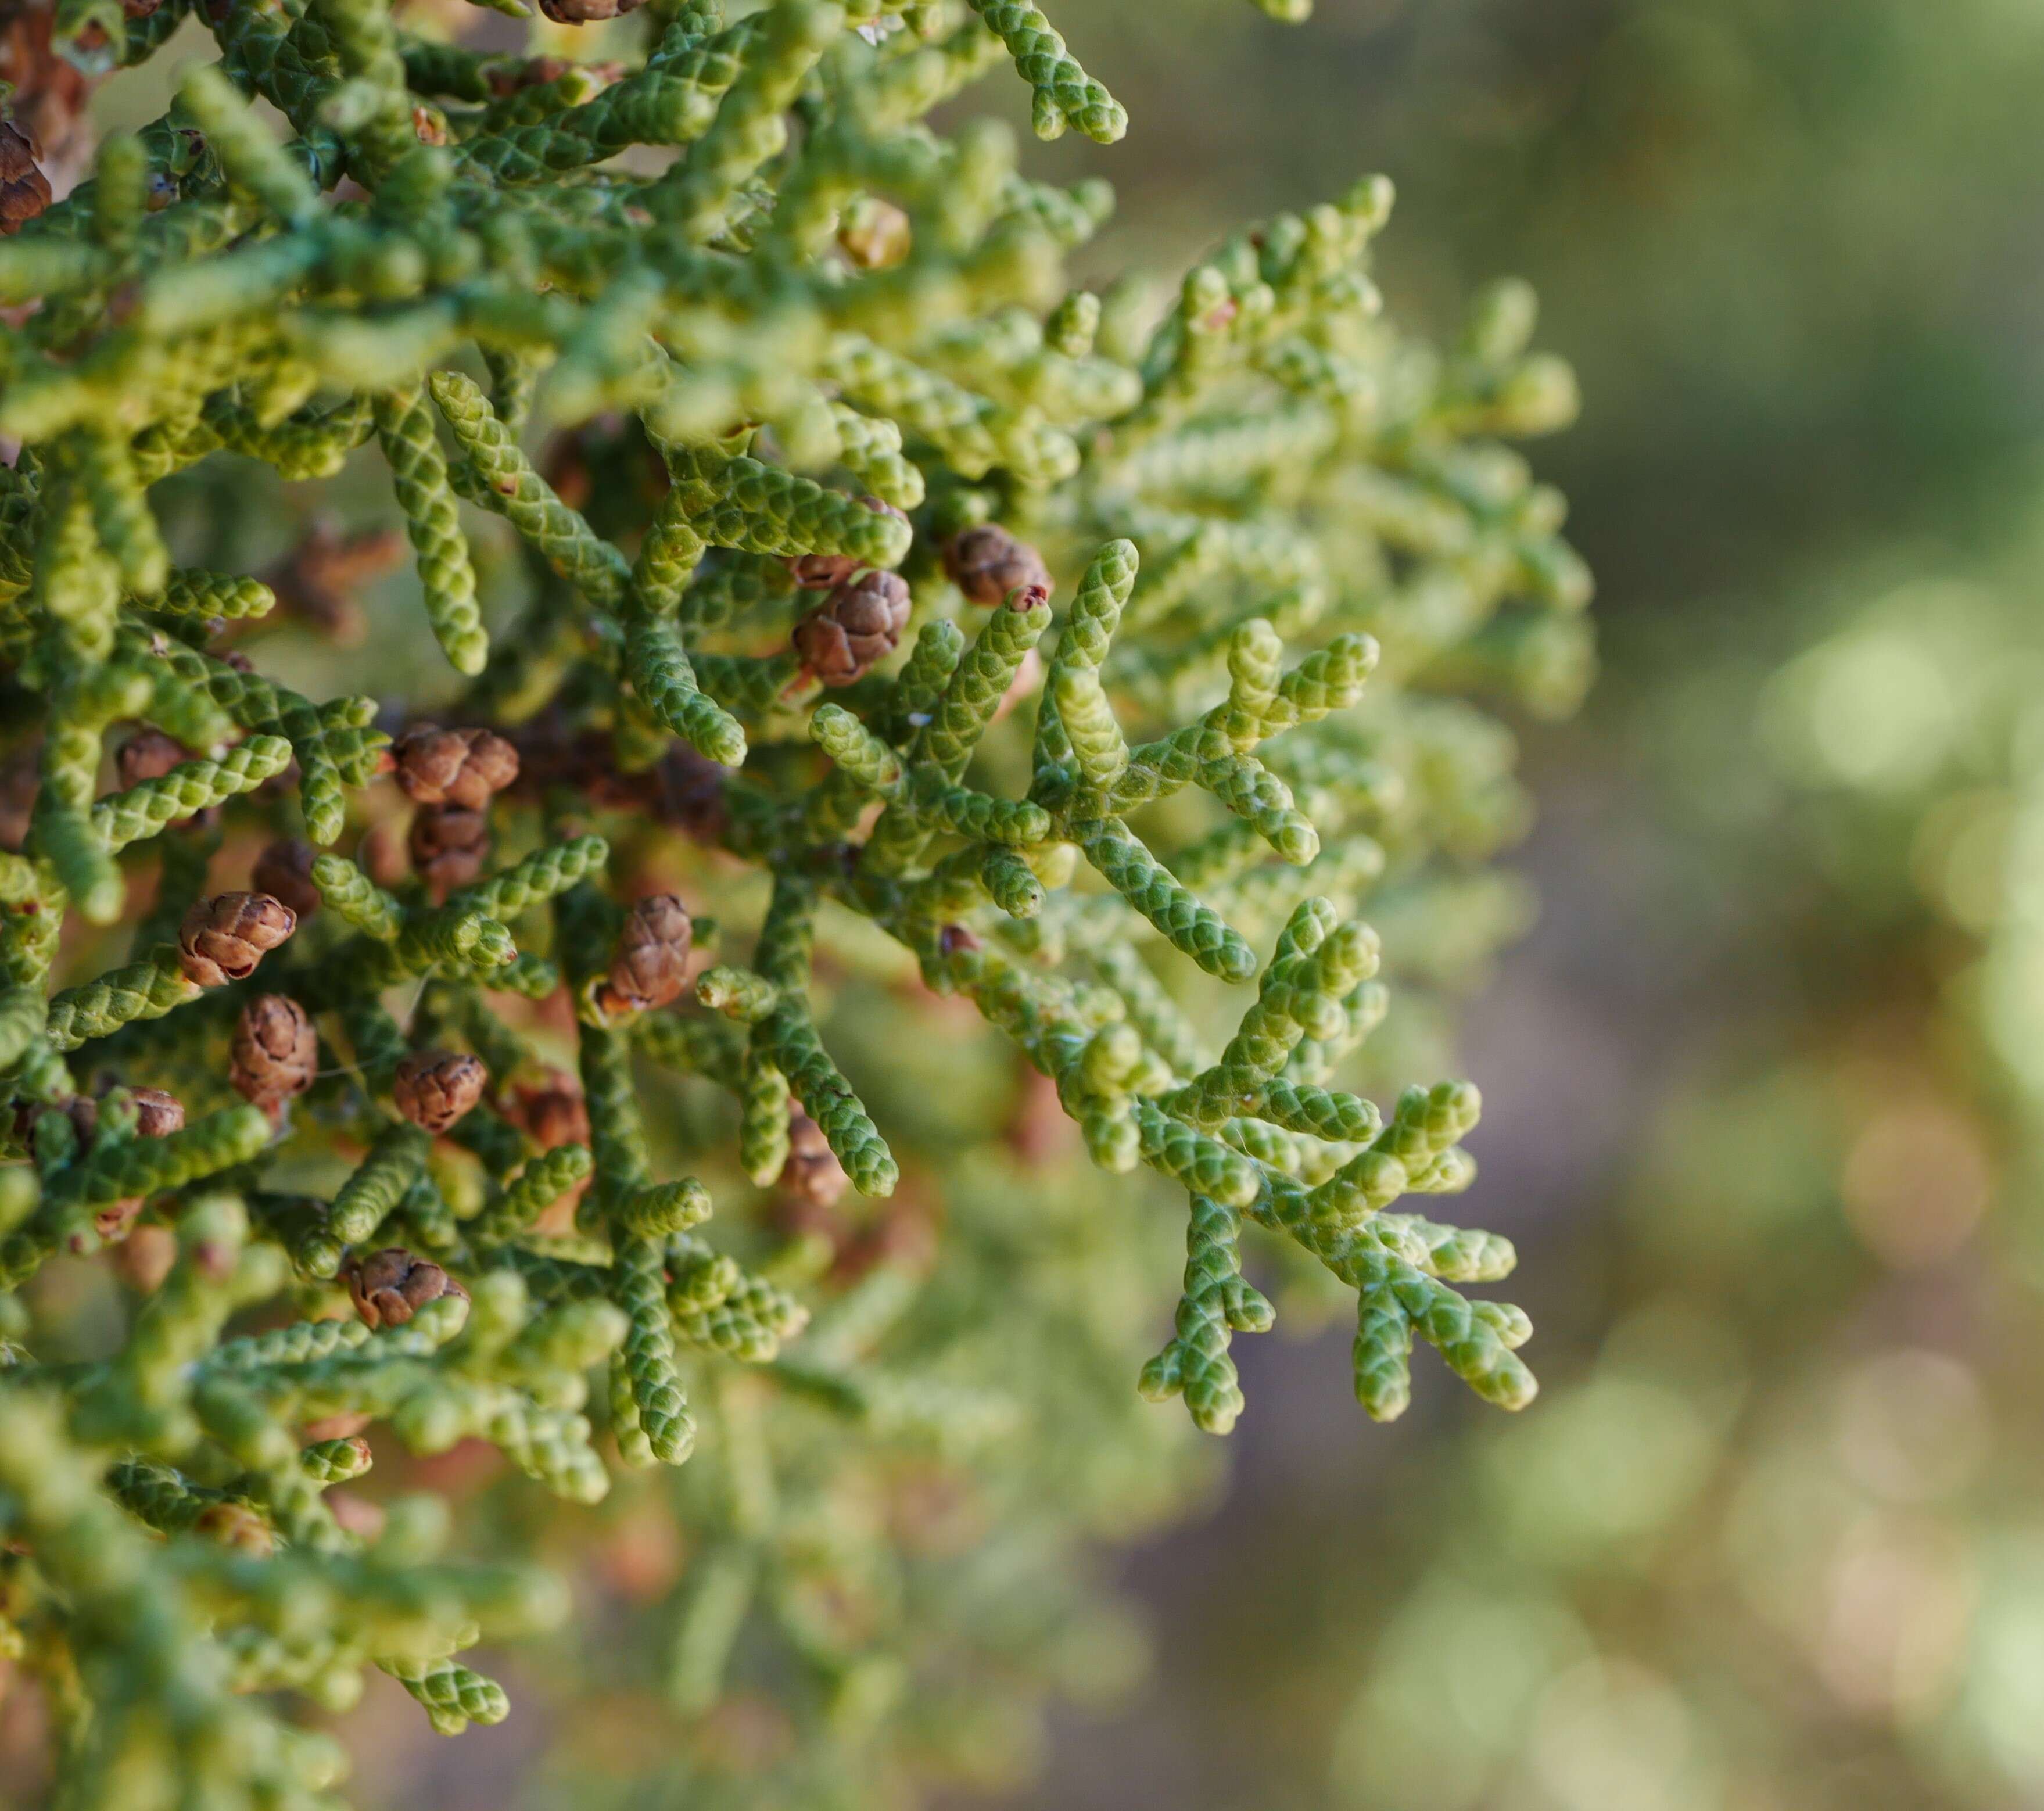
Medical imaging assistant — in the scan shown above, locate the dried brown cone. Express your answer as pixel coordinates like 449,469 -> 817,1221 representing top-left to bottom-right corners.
0,120 -> 51,238
0,8 -> 91,181
408,805 -> 489,899
266,521 -> 405,644
250,839 -> 323,923
178,892 -> 296,988
127,1086 -> 184,1139
393,1050 -> 488,1135
229,994 -> 317,1109
347,1247 -> 468,1331
505,1070 -> 591,1150
392,723 -> 520,811
535,0 -> 644,20
779,1109 -> 849,1211
942,524 -> 1053,608
786,498 -> 909,590
792,570 -> 912,688
594,894 -> 693,1017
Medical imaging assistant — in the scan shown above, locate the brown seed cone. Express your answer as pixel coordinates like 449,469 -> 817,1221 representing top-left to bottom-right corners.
535,0 -> 644,20
128,1086 -> 184,1139
792,569 -> 913,687
942,524 -> 1053,608
348,1247 -> 468,1331
598,894 -> 693,1016
230,994 -> 317,1108
0,121 -> 51,238
193,1500 -> 277,1556
506,1070 -> 591,1150
393,1050 -> 488,1134
779,1109 -> 849,1211
178,892 -> 297,988
408,805 -> 489,899
0,8 -> 89,175
785,498 -> 909,590
250,839 -> 323,923
392,723 -> 520,811
266,520 -> 405,645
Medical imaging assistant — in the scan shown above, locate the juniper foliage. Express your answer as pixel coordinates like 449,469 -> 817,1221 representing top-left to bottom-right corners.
0,0 -> 1588,1801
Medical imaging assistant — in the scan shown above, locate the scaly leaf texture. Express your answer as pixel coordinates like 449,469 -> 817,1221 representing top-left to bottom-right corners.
0,2 -> 1588,1802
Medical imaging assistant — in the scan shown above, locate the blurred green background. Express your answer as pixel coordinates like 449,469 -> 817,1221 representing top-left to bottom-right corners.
974,3 -> 2044,1809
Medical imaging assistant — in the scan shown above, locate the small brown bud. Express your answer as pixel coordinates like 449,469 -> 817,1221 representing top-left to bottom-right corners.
230,995 -> 317,1108
116,729 -> 188,790
837,198 -> 912,271
938,924 -> 981,958
393,1050 -> 488,1135
348,1247 -> 468,1331
0,122 -> 51,239
779,1110 -> 849,1211
250,839 -> 323,923
193,1501 -> 276,1556
535,0 -> 644,21
598,894 -> 693,1016
129,1086 -> 184,1139
410,104 -> 447,146
392,723 -> 520,811
408,805 -> 489,899
178,892 -> 296,988
793,569 -> 913,688
942,524 -> 1053,608
785,498 -> 909,590
506,1070 -> 590,1150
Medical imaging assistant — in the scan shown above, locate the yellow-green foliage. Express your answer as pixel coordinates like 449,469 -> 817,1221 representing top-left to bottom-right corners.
0,0 -> 1588,1801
